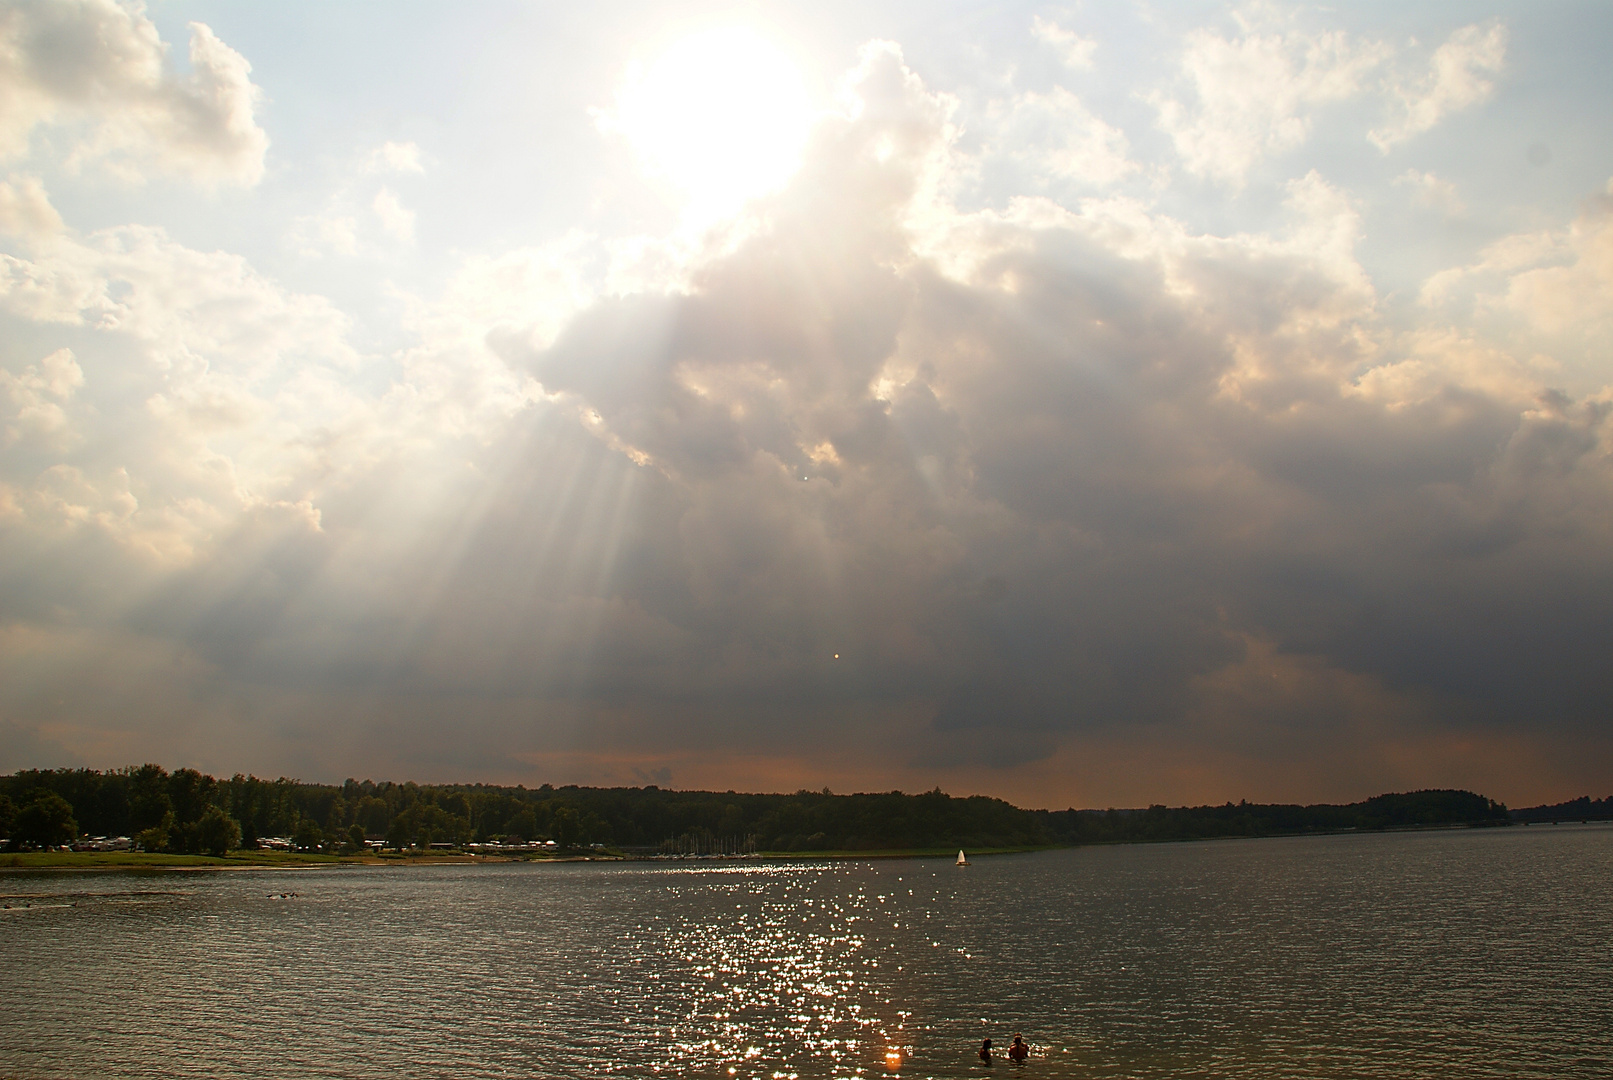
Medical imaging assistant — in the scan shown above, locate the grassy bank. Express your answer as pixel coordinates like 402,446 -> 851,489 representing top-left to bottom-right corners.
0,850 -> 352,869
0,847 -> 1025,870
0,849 -> 631,870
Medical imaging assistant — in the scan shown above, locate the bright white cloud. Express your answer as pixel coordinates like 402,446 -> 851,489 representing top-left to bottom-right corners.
1500,189 -> 1613,340
367,140 -> 425,174
0,174 -> 63,238
1151,19 -> 1391,184
1394,169 -> 1464,215
1371,23 -> 1507,150
994,87 -> 1136,188
1,347 -> 82,445
0,0 -> 267,185
291,144 -> 428,257
1418,179 -> 1613,390
1152,17 -> 1508,183
418,234 -> 596,353
290,214 -> 359,258
1031,16 -> 1096,69
0,221 -> 372,566
373,187 -> 416,243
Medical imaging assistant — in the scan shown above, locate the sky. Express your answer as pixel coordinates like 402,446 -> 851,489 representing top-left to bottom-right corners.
2,0 -> 1611,809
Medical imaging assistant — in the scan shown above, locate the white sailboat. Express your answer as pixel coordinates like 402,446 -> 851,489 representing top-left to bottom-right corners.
956,849 -> 969,866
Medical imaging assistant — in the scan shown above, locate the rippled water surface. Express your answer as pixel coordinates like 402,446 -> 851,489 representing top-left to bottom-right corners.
3,824 -> 1611,1079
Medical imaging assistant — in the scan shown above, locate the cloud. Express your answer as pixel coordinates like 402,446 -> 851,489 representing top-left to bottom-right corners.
1151,16 -> 1506,184
417,233 -> 597,354
1418,179 -> 1613,391
0,716 -> 85,774
1393,169 -> 1464,215
290,214 -> 359,258
372,187 -> 416,242
991,87 -> 1136,189
0,0 -> 267,185
1,347 -> 82,445
366,140 -> 425,174
0,221 -> 371,569
1151,15 -> 1391,184
2,30 -> 1610,805
1031,16 -> 1096,70
1493,184 -> 1613,340
465,47 -> 1608,797
1371,23 -> 1507,151
292,145 -> 428,257
0,174 -> 63,238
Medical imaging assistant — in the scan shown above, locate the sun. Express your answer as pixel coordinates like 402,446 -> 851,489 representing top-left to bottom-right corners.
602,28 -> 813,221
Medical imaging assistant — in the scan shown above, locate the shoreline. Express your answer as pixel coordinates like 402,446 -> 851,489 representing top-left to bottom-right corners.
0,846 -> 1045,872
0,850 -> 618,872
4,821 -> 1571,873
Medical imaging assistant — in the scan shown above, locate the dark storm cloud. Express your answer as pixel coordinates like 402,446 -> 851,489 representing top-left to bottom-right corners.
446,44 -> 1613,793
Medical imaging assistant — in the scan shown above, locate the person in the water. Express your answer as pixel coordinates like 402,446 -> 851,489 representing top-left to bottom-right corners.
1008,1034 -> 1029,1062
979,1038 -> 993,1064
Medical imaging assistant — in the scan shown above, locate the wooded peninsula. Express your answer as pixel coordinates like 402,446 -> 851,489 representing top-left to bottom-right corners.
3,765 -> 1590,861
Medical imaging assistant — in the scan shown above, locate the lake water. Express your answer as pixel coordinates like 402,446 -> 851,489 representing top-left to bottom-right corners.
2,824 -> 1610,1079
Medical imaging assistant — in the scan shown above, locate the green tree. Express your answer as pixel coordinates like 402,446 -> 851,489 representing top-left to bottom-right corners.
137,810 -> 176,853
127,764 -> 172,834
15,792 -> 78,849
506,806 -> 537,843
0,793 -> 14,842
357,796 -> 390,835
385,814 -> 410,851
167,768 -> 215,827
194,806 -> 242,856
553,805 -> 580,849
345,823 -> 366,854
292,817 -> 324,852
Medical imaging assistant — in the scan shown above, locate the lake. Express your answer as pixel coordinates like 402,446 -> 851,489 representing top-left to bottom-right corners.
2,823 -> 1610,1079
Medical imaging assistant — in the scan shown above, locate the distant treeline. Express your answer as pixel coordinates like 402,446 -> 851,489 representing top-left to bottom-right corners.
0,766 -> 1042,853
1042,789 -> 1510,845
0,764 -> 1531,855
1510,795 -> 1613,824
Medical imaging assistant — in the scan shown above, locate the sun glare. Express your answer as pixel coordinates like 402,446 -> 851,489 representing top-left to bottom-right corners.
605,28 -> 813,221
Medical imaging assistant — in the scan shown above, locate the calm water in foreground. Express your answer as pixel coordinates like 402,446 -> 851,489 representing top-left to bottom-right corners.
2,824 -> 1610,1079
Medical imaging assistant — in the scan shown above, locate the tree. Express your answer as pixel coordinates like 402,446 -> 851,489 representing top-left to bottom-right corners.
127,764 -> 173,834
292,817 -> 324,852
15,792 -> 78,849
137,811 -> 176,853
385,815 -> 410,851
194,806 -> 242,856
553,805 -> 580,849
357,796 -> 390,836
345,823 -> 366,854
0,793 -> 14,843
506,807 -> 537,843
167,768 -> 215,827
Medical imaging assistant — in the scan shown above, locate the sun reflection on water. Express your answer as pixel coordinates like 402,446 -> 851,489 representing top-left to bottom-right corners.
607,863 -> 948,1078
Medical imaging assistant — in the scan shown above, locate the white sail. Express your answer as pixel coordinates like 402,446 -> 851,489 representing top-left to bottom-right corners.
956,849 -> 968,865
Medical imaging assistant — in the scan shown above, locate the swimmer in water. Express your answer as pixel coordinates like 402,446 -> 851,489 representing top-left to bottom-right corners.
1008,1034 -> 1029,1062
979,1038 -> 993,1064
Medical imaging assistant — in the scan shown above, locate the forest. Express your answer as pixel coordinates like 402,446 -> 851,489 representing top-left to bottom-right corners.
0,765 -> 1532,856
1510,795 -> 1613,824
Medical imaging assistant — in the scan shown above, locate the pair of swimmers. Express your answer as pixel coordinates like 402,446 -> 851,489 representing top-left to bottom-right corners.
978,1034 -> 1029,1064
